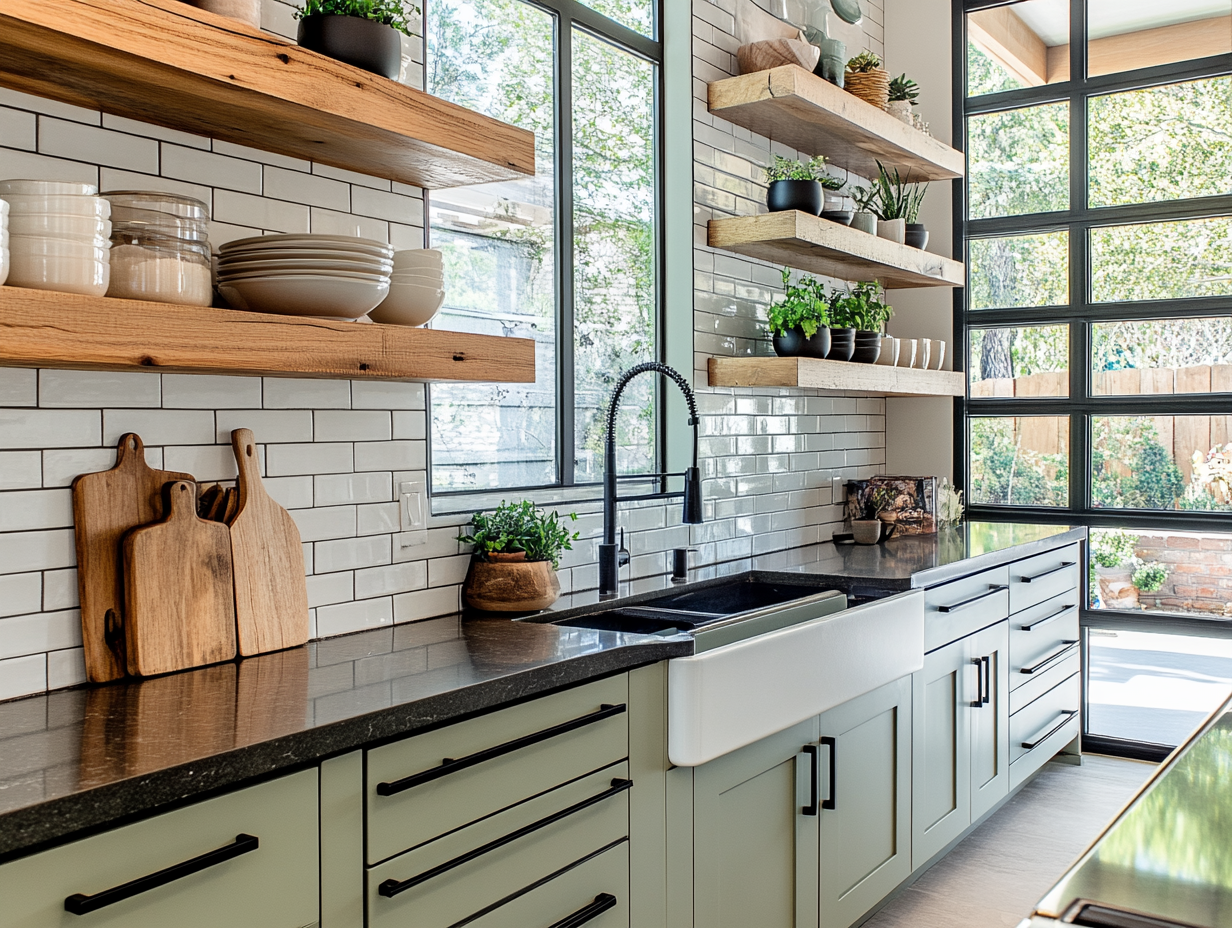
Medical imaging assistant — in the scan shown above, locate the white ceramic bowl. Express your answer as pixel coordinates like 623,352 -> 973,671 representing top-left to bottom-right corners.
392,248 -> 443,265
217,267 -> 390,283
369,281 -> 446,326
220,233 -> 393,259
7,212 -> 111,239
216,255 -> 393,275
2,194 -> 111,218
0,180 -> 98,197
9,235 -> 110,261
0,199 -> 8,217
7,254 -> 109,296
217,274 -> 389,318
0,247 -> 8,287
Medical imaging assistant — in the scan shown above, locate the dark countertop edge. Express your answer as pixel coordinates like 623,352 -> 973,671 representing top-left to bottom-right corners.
908,527 -> 1088,588
0,637 -> 688,864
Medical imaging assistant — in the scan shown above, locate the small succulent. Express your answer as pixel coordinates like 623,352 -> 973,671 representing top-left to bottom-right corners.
888,73 -> 920,105
846,50 -> 883,73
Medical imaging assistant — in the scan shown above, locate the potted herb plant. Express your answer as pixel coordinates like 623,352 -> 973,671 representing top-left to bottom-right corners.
295,0 -> 417,78
886,74 -> 919,124
458,500 -> 579,612
844,51 -> 890,110
764,154 -> 832,216
767,268 -> 830,358
832,281 -> 893,364
853,487 -> 895,544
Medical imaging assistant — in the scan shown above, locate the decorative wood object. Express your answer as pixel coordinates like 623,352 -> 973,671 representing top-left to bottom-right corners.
0,286 -> 536,384
71,434 -> 193,683
122,481 -> 238,677
843,67 -> 891,110
0,0 -> 535,189
708,212 -> 964,289
708,66 -> 964,182
736,39 -> 820,75
463,552 -> 562,612
707,356 -> 964,397
228,429 -> 310,657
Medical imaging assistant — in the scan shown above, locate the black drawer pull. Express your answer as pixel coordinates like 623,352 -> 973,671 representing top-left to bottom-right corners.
1072,901 -> 1201,928
1018,561 -> 1075,583
820,736 -> 837,811
801,744 -> 819,816
936,585 -> 1008,613
378,779 -> 633,898
1020,640 -> 1079,675
1020,604 -> 1075,632
64,834 -> 258,915
377,703 -> 627,796
1022,710 -> 1079,750
550,893 -> 618,928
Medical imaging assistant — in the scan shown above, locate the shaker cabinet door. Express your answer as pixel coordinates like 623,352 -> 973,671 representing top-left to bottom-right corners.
969,621 -> 1011,823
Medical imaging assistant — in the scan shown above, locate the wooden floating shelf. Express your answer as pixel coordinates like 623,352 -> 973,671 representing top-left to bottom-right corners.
0,0 -> 535,189
709,65 -> 964,182
709,212 -> 964,288
0,287 -> 537,384
708,356 -> 964,397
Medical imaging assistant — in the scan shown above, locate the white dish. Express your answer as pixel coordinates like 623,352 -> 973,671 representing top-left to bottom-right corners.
220,233 -> 393,258
7,213 -> 111,239
369,282 -> 446,326
218,247 -> 393,264
217,256 -> 393,275
0,247 -> 8,287
9,236 -> 110,261
217,267 -> 390,283
0,180 -> 98,197
391,269 -> 444,281
1,194 -> 111,218
7,254 -> 109,296
392,248 -> 443,264
217,274 -> 389,318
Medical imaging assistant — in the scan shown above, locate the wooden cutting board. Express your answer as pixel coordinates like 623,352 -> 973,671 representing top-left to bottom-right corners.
71,434 -> 193,683
229,428 -> 310,656
123,480 -> 237,677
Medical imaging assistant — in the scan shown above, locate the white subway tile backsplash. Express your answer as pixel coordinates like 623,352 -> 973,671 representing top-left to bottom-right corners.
312,163 -> 392,190
216,409 -> 313,444
0,148 -> 98,188
310,208 -> 388,241
214,189 -> 311,233
307,571 -> 354,608
354,441 -> 424,472
0,609 -> 81,660
357,502 -> 400,536
0,574 -> 42,619
161,143 -> 263,193
314,472 -> 393,507
102,409 -> 215,447
99,168 -> 212,205
266,442 -> 353,477
314,535 -> 391,573
0,453 -> 41,491
316,597 -> 394,637
351,186 -> 424,224
162,375 -> 263,410
47,647 -> 87,689
42,448 -> 117,488
212,139 -> 309,171
39,371 -> 160,409
162,445 -> 239,482
351,381 -> 424,410
102,114 -> 210,149
0,87 -> 100,124
291,505 -> 357,543
355,561 -> 426,599
264,378 -> 351,409
0,410 -> 100,450
0,655 -> 45,701
0,106 -> 37,151
0,369 -> 37,407
314,410 -> 392,442
43,569 -> 79,611
264,475 -> 315,510
0,489 -> 73,532
393,585 -> 460,624
265,165 -> 350,211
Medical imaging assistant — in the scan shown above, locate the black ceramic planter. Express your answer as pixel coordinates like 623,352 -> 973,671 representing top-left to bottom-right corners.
905,223 -> 929,250
827,327 -> 855,362
767,180 -> 822,216
801,327 -> 831,359
852,331 -> 882,364
298,14 -> 403,78
772,328 -> 805,357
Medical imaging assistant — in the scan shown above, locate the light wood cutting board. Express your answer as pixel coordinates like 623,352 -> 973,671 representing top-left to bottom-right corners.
71,434 -> 193,683
123,480 -> 238,677
229,428 -> 310,656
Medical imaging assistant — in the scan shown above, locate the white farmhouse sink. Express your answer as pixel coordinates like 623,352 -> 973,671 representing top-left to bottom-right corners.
667,589 -> 925,766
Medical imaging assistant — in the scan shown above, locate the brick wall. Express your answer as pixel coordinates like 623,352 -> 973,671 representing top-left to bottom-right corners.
1133,532 -> 1232,616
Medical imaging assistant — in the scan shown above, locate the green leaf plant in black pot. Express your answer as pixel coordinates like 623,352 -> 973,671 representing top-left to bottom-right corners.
830,281 -> 893,363
767,267 -> 830,358
764,154 -> 835,216
295,0 -> 418,79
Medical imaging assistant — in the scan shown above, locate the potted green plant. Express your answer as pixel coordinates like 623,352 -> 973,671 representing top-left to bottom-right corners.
767,268 -> 830,358
764,155 -> 832,216
860,161 -> 927,245
458,500 -> 579,612
844,51 -> 890,109
819,175 -> 853,225
295,0 -> 417,78
1132,561 -> 1169,596
850,184 -> 878,236
1090,528 -> 1140,609
832,281 -> 893,363
886,73 -> 919,124
853,487 -> 894,544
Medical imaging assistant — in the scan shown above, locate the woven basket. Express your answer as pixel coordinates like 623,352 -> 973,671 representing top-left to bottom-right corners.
844,68 -> 891,110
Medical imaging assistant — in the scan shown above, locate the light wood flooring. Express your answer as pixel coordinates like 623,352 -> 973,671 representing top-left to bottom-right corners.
863,756 -> 1155,928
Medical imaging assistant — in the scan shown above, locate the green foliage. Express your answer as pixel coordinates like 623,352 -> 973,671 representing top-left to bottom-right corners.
855,161 -> 928,222
831,281 -> 892,332
888,74 -> 919,105
295,0 -> 418,33
767,267 -> 828,338
865,487 -> 895,519
458,500 -> 580,570
846,51 -> 882,72
1091,419 -> 1185,511
765,154 -> 830,183
819,175 -> 847,191
969,417 -> 1068,507
1091,528 -> 1140,569
1132,561 -> 1169,593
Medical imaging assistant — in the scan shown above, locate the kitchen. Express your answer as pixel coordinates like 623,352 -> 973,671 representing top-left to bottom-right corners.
1,0 -> 1231,926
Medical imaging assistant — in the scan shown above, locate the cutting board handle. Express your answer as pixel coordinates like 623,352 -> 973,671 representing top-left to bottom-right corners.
231,428 -> 263,511
115,433 -> 147,470
162,480 -> 199,523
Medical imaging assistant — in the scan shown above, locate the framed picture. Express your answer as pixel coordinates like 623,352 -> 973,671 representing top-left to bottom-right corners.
846,476 -> 938,536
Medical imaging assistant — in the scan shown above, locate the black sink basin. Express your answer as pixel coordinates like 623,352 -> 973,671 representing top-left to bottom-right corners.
638,578 -> 832,616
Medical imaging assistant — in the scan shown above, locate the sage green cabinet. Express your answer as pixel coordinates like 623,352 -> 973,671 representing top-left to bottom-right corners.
969,621 -> 1011,822
816,676 -> 913,928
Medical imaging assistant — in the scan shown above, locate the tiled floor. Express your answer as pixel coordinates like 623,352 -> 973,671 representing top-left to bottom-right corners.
863,755 -> 1156,928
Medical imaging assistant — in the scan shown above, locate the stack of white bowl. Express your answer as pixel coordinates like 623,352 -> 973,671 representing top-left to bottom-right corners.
215,234 -> 394,319
1,180 -> 111,297
369,249 -> 445,326
0,198 -> 8,287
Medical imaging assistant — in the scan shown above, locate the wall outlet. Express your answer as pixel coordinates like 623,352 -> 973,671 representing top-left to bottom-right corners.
831,474 -> 845,503
399,480 -> 427,532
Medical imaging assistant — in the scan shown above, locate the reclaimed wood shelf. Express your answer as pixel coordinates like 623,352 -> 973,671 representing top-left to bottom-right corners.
708,356 -> 964,397
0,0 -> 535,189
0,287 -> 537,384
709,211 -> 964,288
709,65 -> 964,182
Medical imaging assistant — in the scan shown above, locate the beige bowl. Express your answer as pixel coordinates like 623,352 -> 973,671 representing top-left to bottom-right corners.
392,248 -> 443,265
220,233 -> 393,259
217,274 -> 388,318
8,212 -> 111,239
0,180 -> 98,197
369,281 -> 446,326
7,254 -> 109,296
2,194 -> 111,218
217,255 -> 393,276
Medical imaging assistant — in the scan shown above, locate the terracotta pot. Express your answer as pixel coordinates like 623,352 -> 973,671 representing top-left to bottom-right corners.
463,551 -> 562,612
180,0 -> 261,28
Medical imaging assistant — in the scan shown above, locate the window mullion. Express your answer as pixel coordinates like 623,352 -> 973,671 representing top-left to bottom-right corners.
1067,0 -> 1089,516
558,16 -> 576,488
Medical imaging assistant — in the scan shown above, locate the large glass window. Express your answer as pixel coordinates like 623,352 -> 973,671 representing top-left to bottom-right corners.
427,0 -> 661,493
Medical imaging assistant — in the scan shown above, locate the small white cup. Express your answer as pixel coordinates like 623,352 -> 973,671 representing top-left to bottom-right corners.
917,339 -> 931,371
897,338 -> 916,369
930,339 -> 947,370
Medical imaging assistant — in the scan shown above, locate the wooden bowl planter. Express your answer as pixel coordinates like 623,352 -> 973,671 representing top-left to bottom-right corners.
844,68 -> 891,110
464,551 -> 562,612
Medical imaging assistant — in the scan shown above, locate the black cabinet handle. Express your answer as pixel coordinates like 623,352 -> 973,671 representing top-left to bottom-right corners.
1018,562 -> 1075,583
549,893 -> 618,928
1072,902 -> 1200,928
1021,710 -> 1079,750
936,585 -> 1008,614
820,736 -> 837,811
1020,604 -> 1074,632
1020,640 -> 1079,675
377,703 -> 627,796
801,744 -> 819,816
378,779 -> 632,898
64,834 -> 258,915
970,657 -> 985,707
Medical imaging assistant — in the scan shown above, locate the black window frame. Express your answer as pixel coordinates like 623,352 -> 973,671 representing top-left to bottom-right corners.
423,0 -> 667,499
953,0 -> 1232,757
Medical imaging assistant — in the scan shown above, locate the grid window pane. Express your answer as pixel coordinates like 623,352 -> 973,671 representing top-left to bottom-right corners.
1093,415 -> 1232,512
1090,78 -> 1232,208
967,102 -> 1069,219
969,325 -> 1069,397
1091,216 -> 1232,303
581,0 -> 653,37
1086,0 -> 1232,80
968,232 -> 1069,309
967,0 -> 1071,96
970,416 -> 1070,507
1092,319 -> 1232,396
571,30 -> 658,483
1089,527 -> 1232,616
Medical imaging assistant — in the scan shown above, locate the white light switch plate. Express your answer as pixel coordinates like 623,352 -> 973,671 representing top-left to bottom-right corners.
399,480 -> 427,532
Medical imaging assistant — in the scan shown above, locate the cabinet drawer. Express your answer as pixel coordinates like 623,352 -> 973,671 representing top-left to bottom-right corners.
367,763 -> 630,928
366,674 -> 628,864
1009,545 -> 1080,614
0,769 -> 318,928
924,566 -> 1010,653
1009,673 -> 1080,765
1011,647 -> 1080,715
465,841 -> 629,928
1009,595 -> 1080,690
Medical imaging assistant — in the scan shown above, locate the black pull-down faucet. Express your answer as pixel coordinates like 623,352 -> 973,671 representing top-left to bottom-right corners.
599,362 -> 704,597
